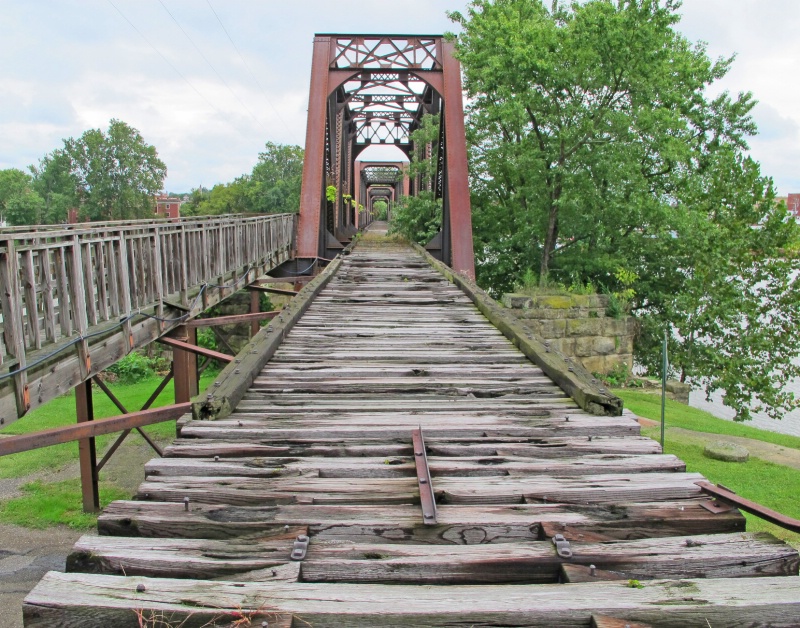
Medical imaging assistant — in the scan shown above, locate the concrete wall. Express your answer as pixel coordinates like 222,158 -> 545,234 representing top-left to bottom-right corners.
502,293 -> 636,375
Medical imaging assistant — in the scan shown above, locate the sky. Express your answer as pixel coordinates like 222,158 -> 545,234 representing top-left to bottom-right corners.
0,0 -> 798,195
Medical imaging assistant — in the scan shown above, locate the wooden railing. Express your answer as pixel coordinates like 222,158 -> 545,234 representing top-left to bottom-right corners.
0,214 -> 296,425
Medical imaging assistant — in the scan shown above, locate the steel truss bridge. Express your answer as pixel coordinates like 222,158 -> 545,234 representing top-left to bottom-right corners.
3,34 -> 800,627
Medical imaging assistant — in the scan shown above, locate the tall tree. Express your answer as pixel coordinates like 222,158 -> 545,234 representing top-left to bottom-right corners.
247,142 -> 304,214
58,119 -> 166,221
0,168 -> 47,226
450,0 -> 800,420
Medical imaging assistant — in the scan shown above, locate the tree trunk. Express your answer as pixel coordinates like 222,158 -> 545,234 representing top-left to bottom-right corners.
540,203 -> 559,285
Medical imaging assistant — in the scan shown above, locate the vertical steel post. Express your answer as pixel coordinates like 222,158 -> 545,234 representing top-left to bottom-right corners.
75,379 -> 99,513
441,40 -> 475,279
296,36 -> 332,258
173,325 -> 198,403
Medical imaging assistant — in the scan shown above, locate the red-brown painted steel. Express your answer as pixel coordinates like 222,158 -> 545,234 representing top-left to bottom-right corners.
442,40 -> 475,279
0,403 -> 191,457
75,379 -> 99,512
296,34 -> 475,273
296,36 -> 333,259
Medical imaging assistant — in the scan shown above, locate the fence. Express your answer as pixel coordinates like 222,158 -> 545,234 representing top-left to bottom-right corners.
0,213 -> 296,425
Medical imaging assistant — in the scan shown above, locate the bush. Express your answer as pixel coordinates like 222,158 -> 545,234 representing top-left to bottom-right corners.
105,351 -> 154,383
389,191 -> 441,244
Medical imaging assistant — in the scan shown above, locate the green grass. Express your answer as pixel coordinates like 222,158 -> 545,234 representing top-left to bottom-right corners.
0,371 -> 218,479
618,389 -> 800,450
0,479 -> 129,529
616,389 -> 800,546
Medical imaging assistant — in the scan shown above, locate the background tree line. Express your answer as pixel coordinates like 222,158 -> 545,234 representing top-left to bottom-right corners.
0,121 -> 303,226
441,0 -> 800,422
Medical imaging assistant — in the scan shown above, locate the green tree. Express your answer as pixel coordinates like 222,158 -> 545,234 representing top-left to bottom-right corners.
451,0 -> 800,421
56,119 -> 166,220
0,168 -> 32,224
247,142 -> 304,213
373,199 -> 388,220
29,150 -> 78,223
390,114 -> 442,243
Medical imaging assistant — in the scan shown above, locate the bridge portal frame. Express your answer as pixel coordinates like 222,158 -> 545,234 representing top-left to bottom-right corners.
296,34 -> 475,278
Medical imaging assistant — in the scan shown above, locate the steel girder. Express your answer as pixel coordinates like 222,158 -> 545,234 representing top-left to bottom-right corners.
296,34 -> 475,277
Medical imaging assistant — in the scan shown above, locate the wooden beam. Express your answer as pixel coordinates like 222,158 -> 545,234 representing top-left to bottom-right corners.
192,256 -> 344,422
0,403 -> 190,456
413,243 -> 622,416
23,572 -> 800,626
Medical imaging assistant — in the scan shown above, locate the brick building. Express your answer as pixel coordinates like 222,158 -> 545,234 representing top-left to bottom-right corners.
155,194 -> 181,219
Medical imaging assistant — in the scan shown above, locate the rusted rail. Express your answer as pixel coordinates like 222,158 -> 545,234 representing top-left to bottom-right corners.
0,213 -> 295,425
697,480 -> 800,534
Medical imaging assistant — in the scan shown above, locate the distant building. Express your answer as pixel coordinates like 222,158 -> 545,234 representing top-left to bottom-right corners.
155,194 -> 181,219
786,193 -> 800,219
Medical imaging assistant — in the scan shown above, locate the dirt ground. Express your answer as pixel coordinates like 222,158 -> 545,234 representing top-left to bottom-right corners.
0,434 -> 170,628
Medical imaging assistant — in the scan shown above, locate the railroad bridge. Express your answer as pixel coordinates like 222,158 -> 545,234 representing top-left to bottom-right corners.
3,35 -> 800,626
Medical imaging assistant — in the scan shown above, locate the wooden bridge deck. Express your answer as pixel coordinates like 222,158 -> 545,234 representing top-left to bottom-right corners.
23,237 -> 800,626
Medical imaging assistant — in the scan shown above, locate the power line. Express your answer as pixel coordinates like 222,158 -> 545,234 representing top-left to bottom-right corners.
205,0 -> 290,128
105,0 -> 224,118
156,0 -> 266,132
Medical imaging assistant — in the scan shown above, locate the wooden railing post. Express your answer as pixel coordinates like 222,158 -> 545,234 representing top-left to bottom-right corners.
66,235 -> 91,378
0,239 -> 29,415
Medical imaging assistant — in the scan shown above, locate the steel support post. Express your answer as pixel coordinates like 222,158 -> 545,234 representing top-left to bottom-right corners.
296,36 -> 332,259
441,40 -> 475,279
75,379 -> 99,513
172,325 -> 198,403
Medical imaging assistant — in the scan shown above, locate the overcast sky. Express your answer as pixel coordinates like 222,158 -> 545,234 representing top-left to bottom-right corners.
1,0 -> 798,195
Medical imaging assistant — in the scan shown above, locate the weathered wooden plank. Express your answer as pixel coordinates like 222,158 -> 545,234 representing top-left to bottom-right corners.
98,500 -> 744,541
132,472 -> 706,507
161,436 -> 662,459
66,532 -> 796,584
144,454 -> 685,479
67,533 -> 305,579
298,532 -> 798,584
23,572 -> 800,627
20,249 -> 41,349
176,416 -> 637,441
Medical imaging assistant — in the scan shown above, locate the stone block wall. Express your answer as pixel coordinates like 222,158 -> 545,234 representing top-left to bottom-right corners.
502,293 -> 636,374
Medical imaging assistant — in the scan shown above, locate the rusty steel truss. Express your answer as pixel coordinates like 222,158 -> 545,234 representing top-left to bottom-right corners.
296,35 -> 475,277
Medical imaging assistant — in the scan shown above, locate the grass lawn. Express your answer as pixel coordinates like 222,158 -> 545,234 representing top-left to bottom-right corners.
0,371 -> 219,528
616,389 -> 800,547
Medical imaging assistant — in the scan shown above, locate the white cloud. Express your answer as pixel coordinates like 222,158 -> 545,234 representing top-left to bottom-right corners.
1,0 -> 797,194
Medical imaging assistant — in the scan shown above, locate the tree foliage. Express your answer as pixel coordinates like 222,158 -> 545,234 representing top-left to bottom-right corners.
390,114 -> 443,244
182,142 -> 304,216
450,0 -> 800,420
57,119 -> 167,221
